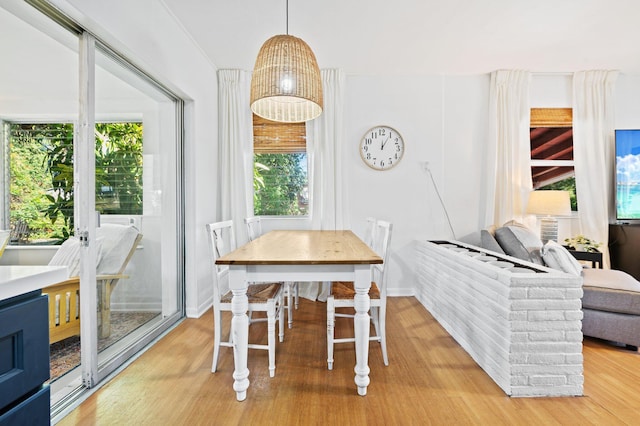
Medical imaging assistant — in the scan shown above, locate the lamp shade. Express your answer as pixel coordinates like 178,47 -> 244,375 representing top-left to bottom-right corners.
250,34 -> 323,123
526,190 -> 572,216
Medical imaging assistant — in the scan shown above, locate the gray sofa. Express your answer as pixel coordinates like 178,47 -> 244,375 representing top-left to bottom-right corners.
468,222 -> 640,350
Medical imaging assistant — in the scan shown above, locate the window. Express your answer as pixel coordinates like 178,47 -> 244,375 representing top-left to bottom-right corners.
5,121 -> 143,243
252,114 -> 308,216
530,108 -> 577,210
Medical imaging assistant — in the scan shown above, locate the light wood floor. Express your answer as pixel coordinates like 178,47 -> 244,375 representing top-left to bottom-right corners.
59,297 -> 640,425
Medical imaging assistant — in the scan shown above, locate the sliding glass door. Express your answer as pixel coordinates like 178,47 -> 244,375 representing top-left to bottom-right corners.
0,1 -> 184,417
91,39 -> 183,382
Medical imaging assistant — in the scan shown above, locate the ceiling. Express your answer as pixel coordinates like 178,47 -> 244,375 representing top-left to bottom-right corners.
161,0 -> 640,75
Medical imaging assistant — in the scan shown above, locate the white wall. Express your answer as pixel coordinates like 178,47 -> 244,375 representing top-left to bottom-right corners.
344,74 -> 489,295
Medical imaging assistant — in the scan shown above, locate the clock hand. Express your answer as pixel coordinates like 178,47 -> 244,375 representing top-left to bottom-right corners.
381,136 -> 390,150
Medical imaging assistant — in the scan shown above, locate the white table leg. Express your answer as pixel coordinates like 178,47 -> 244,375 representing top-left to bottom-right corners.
353,265 -> 371,396
229,267 -> 250,401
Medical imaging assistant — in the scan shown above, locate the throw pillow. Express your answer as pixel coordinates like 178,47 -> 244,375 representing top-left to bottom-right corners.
541,240 -> 583,276
96,224 -> 140,275
480,229 -> 505,254
494,223 -> 544,264
48,236 -> 105,278
48,237 -> 81,277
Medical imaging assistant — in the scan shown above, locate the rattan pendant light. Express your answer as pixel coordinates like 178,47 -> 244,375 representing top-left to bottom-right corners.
250,1 -> 323,123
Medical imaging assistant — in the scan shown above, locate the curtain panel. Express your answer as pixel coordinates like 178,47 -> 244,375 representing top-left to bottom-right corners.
573,70 -> 618,269
217,69 -> 253,243
485,70 -> 532,228
307,69 -> 348,231
304,69 -> 347,301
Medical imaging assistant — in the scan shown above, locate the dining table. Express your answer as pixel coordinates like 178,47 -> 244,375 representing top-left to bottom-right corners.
216,229 -> 383,401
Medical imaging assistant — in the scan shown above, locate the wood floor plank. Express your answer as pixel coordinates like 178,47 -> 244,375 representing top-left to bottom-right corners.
59,297 -> 640,425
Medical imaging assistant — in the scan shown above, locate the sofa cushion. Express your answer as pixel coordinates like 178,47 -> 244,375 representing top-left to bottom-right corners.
494,223 -> 544,264
541,240 -> 583,276
582,268 -> 640,292
480,230 -> 505,254
582,269 -> 640,316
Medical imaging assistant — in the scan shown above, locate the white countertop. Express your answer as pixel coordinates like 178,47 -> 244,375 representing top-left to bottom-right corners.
0,265 -> 68,300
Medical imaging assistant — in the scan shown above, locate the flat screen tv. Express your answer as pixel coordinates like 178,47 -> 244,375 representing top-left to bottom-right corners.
615,129 -> 640,220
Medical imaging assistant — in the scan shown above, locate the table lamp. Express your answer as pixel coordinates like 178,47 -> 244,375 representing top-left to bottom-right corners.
526,190 -> 571,243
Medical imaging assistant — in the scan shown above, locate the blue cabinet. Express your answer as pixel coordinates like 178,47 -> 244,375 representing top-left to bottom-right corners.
0,291 -> 50,425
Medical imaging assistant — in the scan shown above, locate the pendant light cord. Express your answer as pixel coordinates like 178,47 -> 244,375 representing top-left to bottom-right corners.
286,0 -> 289,35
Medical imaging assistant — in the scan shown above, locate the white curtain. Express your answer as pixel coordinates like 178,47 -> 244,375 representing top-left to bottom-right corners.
307,69 -> 348,230
303,69 -> 347,301
217,69 -> 253,243
484,70 -> 533,228
573,70 -> 618,269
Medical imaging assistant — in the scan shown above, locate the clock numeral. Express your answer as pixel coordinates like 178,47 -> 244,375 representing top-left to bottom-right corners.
366,153 -> 371,160
378,128 -> 386,137
380,160 -> 385,168
365,138 -> 372,145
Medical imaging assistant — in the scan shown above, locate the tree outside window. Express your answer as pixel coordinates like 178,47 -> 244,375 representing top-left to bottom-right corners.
252,115 -> 308,216
7,122 -> 143,244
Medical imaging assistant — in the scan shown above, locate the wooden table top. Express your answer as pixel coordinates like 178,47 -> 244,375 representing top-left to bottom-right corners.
216,230 -> 383,266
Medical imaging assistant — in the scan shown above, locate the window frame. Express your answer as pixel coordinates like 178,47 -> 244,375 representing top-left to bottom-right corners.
530,107 -> 578,210
252,114 -> 310,217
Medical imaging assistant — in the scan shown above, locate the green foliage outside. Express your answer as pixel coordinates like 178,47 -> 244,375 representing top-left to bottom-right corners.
539,176 -> 577,211
9,122 -> 143,244
254,153 -> 308,216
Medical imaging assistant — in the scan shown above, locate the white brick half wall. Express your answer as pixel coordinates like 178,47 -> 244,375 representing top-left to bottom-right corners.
415,240 -> 584,397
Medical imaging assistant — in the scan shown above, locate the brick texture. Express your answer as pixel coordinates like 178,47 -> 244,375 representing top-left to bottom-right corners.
416,240 -> 584,397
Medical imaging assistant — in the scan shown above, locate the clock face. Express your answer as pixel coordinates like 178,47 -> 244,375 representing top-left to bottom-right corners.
359,125 -> 405,170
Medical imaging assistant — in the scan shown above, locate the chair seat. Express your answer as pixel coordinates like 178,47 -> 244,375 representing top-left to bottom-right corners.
221,282 -> 281,303
331,281 -> 380,300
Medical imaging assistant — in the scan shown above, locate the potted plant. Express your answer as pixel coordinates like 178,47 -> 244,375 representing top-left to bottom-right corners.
564,235 -> 601,253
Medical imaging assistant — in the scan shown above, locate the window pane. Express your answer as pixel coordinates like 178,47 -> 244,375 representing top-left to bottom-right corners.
95,122 -> 143,215
537,177 -> 577,211
9,123 -> 74,243
254,153 -> 308,216
8,122 -> 143,244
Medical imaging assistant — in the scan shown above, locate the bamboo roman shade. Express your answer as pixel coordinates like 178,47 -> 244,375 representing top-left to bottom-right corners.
530,108 -> 573,127
253,114 -> 306,154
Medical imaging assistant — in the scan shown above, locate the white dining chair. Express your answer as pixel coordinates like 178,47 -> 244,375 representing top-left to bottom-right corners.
326,219 -> 393,370
244,216 -> 299,328
363,216 -> 376,248
206,220 -> 285,377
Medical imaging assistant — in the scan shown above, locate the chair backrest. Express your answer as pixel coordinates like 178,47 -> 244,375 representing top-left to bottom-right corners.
206,220 -> 236,303
244,216 -> 263,242
363,217 -> 376,248
371,220 -> 393,296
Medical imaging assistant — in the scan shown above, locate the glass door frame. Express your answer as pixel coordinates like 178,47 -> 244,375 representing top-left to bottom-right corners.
75,34 -> 187,387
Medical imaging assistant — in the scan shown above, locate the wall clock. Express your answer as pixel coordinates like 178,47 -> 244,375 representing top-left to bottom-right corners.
359,125 -> 405,170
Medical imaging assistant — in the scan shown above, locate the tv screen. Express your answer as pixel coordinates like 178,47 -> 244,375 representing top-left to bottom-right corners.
615,129 -> 640,220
